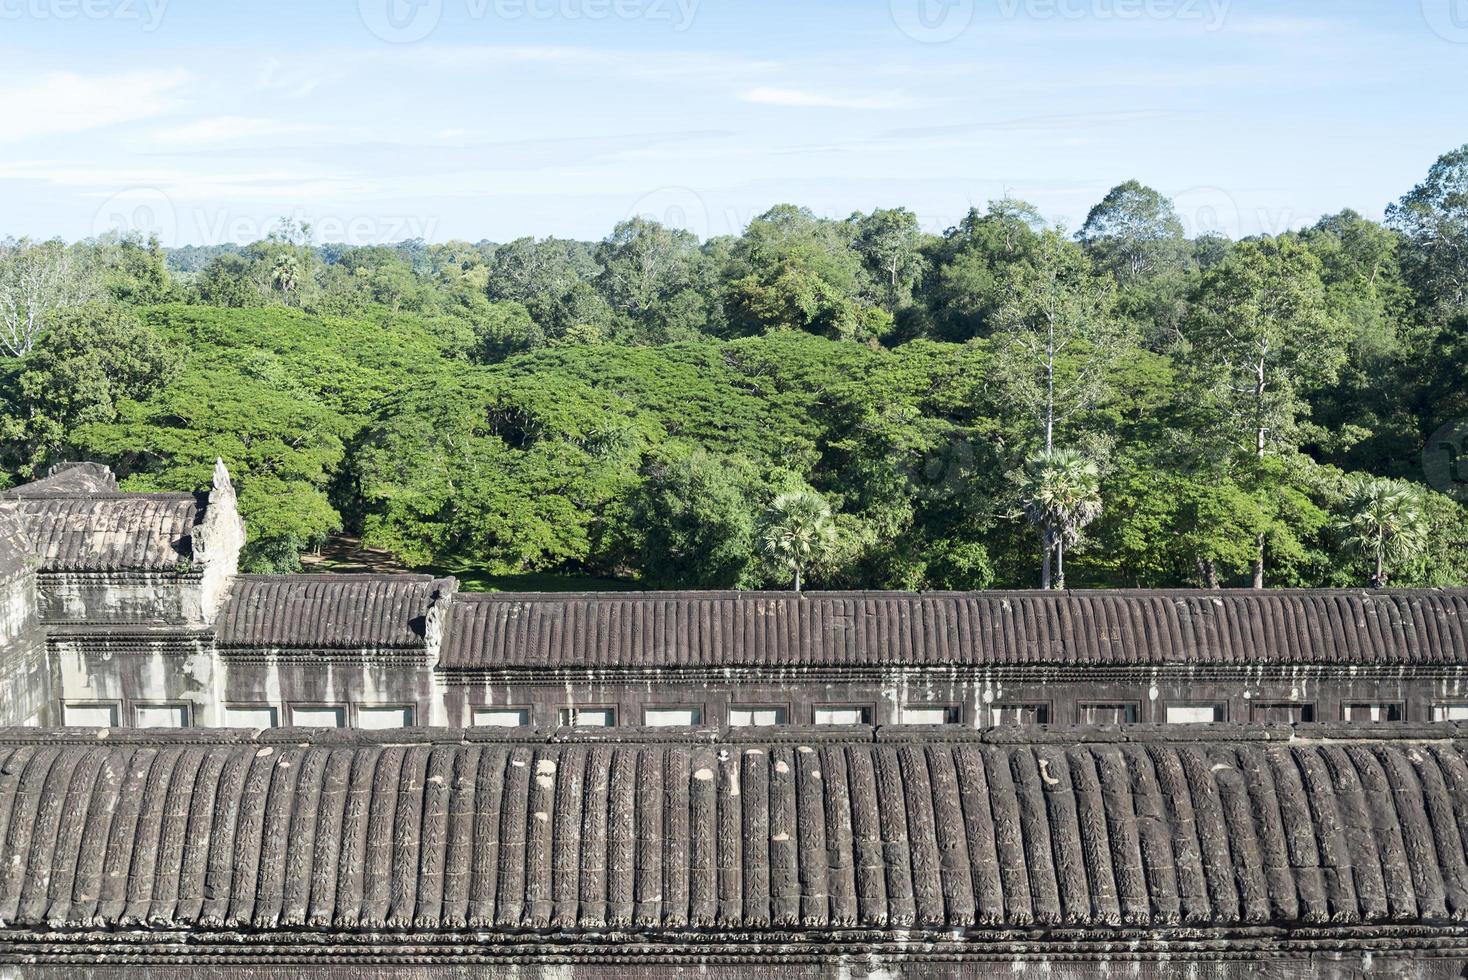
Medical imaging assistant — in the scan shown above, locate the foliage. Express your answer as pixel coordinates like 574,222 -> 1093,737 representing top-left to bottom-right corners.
757,488 -> 837,592
6,145 -> 1466,589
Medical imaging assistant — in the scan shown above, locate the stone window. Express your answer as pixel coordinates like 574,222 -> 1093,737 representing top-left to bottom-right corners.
1434,704 -> 1468,722
989,703 -> 1050,726
473,707 -> 532,727
643,706 -> 704,727
1077,702 -> 1139,725
62,702 -> 118,727
292,705 -> 346,728
357,706 -> 414,729
898,705 -> 961,725
1343,702 -> 1404,723
1251,702 -> 1314,724
729,705 -> 788,726
1165,703 -> 1226,724
814,705 -> 873,725
559,707 -> 616,727
224,705 -> 279,728
134,703 -> 189,728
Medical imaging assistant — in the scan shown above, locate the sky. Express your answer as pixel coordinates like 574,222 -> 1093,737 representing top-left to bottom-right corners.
1,0 -> 1465,246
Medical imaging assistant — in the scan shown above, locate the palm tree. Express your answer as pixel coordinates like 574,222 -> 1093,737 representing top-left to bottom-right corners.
1020,449 -> 1102,590
758,489 -> 836,592
1335,477 -> 1429,588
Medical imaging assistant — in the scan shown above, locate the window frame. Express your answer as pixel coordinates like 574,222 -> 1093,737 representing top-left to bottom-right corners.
641,704 -> 706,728
61,700 -> 121,727
1341,701 -> 1406,723
896,703 -> 963,726
354,703 -> 417,730
558,705 -> 618,727
812,703 -> 877,726
1075,701 -> 1141,726
1249,701 -> 1316,724
222,703 -> 281,729
986,700 -> 1052,726
132,702 -> 192,728
1432,703 -> 1468,722
727,703 -> 791,727
471,705 -> 535,728
290,702 -> 348,729
1163,701 -> 1229,725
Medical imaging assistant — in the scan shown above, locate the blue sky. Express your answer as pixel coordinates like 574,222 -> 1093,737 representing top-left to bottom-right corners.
2,0 -> 1465,245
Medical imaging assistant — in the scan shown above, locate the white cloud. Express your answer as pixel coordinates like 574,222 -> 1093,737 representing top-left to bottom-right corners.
148,116 -> 324,147
738,87 -> 913,110
0,69 -> 190,143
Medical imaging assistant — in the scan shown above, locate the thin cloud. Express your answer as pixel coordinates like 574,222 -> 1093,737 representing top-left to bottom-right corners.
0,69 -> 189,143
738,87 -> 913,110
149,116 -> 325,147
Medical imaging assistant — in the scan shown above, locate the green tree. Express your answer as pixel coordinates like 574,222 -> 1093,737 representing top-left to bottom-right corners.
757,488 -> 836,592
1334,477 -> 1429,588
1387,144 -> 1468,316
1185,236 -> 1349,587
0,303 -> 182,480
0,239 -> 98,357
990,230 -> 1125,453
629,448 -> 760,588
1078,180 -> 1188,286
1019,449 -> 1101,589
850,207 -> 928,312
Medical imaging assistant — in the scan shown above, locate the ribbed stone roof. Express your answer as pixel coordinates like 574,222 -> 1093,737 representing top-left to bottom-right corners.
2,725 -> 1467,938
438,589 -> 1468,670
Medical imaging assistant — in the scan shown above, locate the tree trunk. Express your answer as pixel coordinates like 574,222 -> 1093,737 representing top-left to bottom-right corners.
1055,538 -> 1065,590
794,566 -> 802,594
1040,529 -> 1053,590
1252,534 -> 1265,590
1196,557 -> 1219,590
1372,548 -> 1385,590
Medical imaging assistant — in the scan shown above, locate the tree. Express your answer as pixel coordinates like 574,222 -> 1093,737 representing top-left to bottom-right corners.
0,239 -> 97,357
724,205 -> 891,342
1185,237 -> 1349,587
629,449 -> 760,588
0,303 -> 181,479
757,488 -> 837,592
920,198 -> 1047,342
851,207 -> 927,312
1078,180 -> 1188,286
990,230 -> 1125,453
1019,449 -> 1101,589
1386,144 -> 1468,316
1334,477 -> 1429,588
596,217 -> 701,320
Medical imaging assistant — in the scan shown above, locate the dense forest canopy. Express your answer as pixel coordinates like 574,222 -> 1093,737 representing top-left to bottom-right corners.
3,145 -> 1468,591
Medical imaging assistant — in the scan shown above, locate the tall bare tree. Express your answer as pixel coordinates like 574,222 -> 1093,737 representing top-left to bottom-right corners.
0,239 -> 96,358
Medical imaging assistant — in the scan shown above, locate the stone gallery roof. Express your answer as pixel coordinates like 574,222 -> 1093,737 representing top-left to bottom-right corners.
438,588 -> 1468,671
0,462 -> 118,497
1,724 -> 1466,954
215,574 -> 440,651
0,493 -> 199,573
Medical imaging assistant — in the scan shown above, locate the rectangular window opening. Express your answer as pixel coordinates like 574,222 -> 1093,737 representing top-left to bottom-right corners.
473,707 -> 532,727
